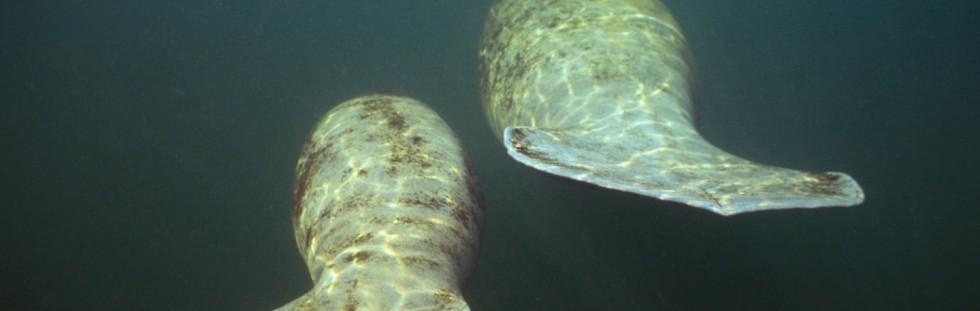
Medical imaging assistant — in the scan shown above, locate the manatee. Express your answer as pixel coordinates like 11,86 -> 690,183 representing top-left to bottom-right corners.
479,0 -> 864,215
277,94 -> 483,310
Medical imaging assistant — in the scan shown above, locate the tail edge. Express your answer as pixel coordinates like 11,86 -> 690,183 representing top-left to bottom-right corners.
504,126 -> 864,216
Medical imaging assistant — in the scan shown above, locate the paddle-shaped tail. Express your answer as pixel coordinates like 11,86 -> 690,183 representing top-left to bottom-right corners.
505,126 -> 863,216
480,0 -> 864,215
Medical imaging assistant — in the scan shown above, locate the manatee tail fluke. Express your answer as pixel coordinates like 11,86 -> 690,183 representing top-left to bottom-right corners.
504,126 -> 864,216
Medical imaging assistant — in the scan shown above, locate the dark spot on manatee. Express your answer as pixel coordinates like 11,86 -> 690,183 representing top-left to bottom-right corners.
402,256 -> 442,270
508,128 -> 535,156
433,288 -> 457,302
808,172 -> 841,182
353,251 -> 372,264
303,226 -> 319,253
358,97 -> 407,132
336,194 -> 371,215
451,205 -> 471,229
386,114 -> 405,130
399,194 -> 446,211
800,172 -> 850,196
331,232 -> 375,257
293,143 -> 335,219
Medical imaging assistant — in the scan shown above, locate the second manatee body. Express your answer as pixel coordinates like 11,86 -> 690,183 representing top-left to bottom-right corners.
277,95 -> 483,311
479,0 -> 864,215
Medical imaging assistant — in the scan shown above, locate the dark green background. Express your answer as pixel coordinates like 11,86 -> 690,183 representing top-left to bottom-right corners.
2,0 -> 977,310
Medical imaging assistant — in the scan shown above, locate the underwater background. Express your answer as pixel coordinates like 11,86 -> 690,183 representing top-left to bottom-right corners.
2,0 -> 977,310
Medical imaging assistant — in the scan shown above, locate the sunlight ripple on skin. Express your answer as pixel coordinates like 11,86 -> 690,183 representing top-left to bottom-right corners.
277,95 -> 483,311
479,0 -> 864,215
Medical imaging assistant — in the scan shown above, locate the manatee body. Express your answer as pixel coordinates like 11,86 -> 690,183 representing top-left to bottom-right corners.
277,94 -> 483,310
479,0 -> 864,215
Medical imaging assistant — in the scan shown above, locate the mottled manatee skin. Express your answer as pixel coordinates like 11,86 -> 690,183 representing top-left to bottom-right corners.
480,0 -> 692,140
277,95 -> 483,311
479,0 -> 863,215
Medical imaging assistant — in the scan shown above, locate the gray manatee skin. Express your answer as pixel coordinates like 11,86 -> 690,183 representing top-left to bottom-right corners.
479,0 -> 863,215
277,94 -> 483,311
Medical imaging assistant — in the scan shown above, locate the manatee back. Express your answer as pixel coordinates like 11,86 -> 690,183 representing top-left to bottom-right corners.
281,94 -> 482,311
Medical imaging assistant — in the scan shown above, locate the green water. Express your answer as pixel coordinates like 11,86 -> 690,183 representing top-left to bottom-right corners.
2,0 -> 977,310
